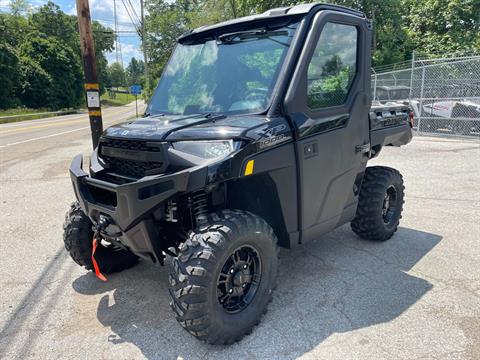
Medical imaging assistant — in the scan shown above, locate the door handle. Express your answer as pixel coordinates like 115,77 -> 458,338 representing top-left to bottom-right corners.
303,141 -> 318,158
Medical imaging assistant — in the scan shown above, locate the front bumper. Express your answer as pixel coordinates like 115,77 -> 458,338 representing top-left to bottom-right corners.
69,154 -> 207,261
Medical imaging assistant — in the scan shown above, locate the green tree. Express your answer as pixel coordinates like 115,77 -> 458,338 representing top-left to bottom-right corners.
126,57 -> 145,86
0,12 -> 31,48
0,2 -> 116,109
324,0 -> 410,65
17,56 -> 52,108
401,0 -> 480,56
0,42 -> 20,109
145,0 -> 410,80
29,2 -> 78,48
146,0 -> 194,84
20,35 -> 84,109
9,0 -> 31,16
108,62 -> 126,88
30,2 -> 115,94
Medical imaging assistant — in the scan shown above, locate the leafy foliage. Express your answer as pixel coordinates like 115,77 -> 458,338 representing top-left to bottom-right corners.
126,57 -> 145,86
108,62 -> 127,88
20,34 -> 84,109
0,43 -> 21,108
8,0 -> 31,16
1,0 -> 478,110
17,55 -> 52,108
402,0 -> 480,56
145,0 -> 479,89
0,1 -> 114,110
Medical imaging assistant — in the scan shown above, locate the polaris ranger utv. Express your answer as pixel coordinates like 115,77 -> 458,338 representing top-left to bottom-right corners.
64,3 -> 413,344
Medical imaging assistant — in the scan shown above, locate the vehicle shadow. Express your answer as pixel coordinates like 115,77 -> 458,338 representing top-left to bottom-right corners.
72,225 -> 441,359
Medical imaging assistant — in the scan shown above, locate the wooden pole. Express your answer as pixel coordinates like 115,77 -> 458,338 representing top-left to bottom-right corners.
76,0 -> 103,149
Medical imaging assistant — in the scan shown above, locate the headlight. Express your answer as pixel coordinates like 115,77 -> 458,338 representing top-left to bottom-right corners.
171,140 -> 236,159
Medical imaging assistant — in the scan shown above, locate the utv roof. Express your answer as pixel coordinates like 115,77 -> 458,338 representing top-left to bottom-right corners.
178,2 -> 365,44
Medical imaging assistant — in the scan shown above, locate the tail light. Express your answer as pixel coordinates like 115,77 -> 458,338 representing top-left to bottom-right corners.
408,111 -> 414,127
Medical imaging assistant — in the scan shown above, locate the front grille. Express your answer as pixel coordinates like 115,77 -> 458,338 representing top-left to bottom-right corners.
99,138 -> 168,179
101,138 -> 162,152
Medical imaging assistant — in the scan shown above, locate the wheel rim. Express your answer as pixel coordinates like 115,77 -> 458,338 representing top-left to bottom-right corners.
382,185 -> 398,224
216,245 -> 262,314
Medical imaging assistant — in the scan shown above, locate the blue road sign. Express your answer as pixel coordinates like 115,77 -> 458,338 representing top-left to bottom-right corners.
130,85 -> 142,95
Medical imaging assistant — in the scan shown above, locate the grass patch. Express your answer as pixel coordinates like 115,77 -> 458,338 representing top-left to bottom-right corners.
0,108 -> 51,117
0,108 -> 79,124
101,92 -> 136,106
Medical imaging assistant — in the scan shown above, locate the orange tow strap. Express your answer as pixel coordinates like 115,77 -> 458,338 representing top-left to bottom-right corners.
91,237 -> 107,282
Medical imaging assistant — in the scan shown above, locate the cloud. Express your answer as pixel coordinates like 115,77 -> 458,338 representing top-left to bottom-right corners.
68,0 -> 142,65
106,41 -> 143,65
69,0 -> 141,31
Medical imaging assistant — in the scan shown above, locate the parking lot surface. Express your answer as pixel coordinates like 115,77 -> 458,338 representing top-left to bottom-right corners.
0,130 -> 479,359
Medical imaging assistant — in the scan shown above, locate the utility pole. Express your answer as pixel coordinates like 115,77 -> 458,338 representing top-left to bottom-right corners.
113,0 -> 119,64
76,0 -> 103,149
140,0 -> 149,92
113,0 -> 124,68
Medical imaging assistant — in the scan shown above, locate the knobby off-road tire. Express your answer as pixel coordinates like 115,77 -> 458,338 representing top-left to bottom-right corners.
351,166 -> 405,241
169,210 -> 279,344
63,202 -> 139,274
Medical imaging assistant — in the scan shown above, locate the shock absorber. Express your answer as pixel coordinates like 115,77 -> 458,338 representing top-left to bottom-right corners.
192,191 -> 208,225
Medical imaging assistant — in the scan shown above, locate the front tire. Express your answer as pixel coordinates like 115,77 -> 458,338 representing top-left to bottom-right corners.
169,210 -> 279,344
351,166 -> 405,241
63,202 -> 139,274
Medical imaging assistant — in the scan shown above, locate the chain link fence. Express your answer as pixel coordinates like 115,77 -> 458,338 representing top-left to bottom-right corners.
372,54 -> 480,138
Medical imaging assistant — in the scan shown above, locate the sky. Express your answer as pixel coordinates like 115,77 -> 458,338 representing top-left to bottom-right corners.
0,0 -> 143,65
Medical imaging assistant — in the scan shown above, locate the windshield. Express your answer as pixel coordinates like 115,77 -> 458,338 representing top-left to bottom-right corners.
147,23 -> 298,116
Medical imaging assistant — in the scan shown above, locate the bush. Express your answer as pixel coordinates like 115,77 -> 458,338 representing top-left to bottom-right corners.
18,56 -> 52,109
20,34 -> 84,109
0,42 -> 20,109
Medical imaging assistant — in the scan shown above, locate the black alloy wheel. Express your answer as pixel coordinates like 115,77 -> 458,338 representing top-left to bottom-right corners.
382,185 -> 398,225
217,245 -> 262,314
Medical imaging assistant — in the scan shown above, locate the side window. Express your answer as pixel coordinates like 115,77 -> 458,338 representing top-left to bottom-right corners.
307,22 -> 358,109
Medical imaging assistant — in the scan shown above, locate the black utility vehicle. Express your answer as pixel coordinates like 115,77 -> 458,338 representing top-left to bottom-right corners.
64,3 -> 413,344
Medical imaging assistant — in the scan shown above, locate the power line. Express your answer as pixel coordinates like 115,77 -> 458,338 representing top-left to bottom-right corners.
121,0 -> 141,36
93,17 -> 137,28
127,0 -> 141,25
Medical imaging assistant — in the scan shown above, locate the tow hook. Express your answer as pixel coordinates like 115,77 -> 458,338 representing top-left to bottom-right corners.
91,215 -> 110,282
96,215 -> 110,232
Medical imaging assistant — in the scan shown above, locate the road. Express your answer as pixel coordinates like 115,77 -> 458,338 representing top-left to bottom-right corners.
0,103 -> 143,149
0,110 -> 479,359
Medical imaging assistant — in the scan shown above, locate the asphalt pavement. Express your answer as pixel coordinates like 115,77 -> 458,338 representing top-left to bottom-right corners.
0,113 -> 479,360
0,103 -> 143,149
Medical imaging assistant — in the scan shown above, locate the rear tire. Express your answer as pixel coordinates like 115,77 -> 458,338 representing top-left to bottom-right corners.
168,210 -> 279,344
63,202 -> 139,274
351,166 -> 405,241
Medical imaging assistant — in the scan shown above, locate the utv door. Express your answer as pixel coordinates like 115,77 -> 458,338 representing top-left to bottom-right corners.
284,11 -> 372,243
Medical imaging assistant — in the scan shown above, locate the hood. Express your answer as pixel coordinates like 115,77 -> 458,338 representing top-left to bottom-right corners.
103,114 -> 269,141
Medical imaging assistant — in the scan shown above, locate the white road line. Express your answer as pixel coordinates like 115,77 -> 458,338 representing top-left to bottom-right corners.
0,126 -> 92,148
0,113 -> 87,128
0,108 -> 140,148
0,103 -> 138,129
